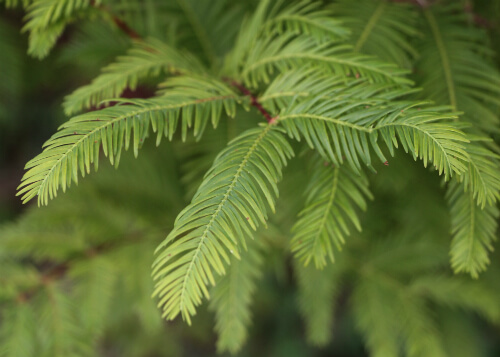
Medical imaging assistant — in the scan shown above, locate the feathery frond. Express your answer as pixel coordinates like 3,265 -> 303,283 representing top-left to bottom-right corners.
416,4 -> 500,132
152,125 -> 293,324
209,239 -> 266,354
458,138 -> 500,207
239,34 -> 411,88
294,260 -> 343,346
169,0 -> 248,64
7,0 -> 500,354
277,80 -> 468,177
18,83 -> 238,205
409,275 -> 500,321
224,0 -> 349,77
446,181 -> 499,278
38,283 -> 91,356
0,304 -> 37,357
291,156 -> 372,268
63,38 -> 207,115
71,257 -> 117,335
22,0 -> 99,58
445,137 -> 500,278
264,0 -> 350,42
352,279 -> 401,357
332,0 -> 418,69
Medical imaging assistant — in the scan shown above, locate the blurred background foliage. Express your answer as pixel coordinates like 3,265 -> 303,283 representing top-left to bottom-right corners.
1,0 -> 500,356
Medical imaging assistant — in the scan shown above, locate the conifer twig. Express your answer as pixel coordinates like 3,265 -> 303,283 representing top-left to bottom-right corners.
225,79 -> 275,123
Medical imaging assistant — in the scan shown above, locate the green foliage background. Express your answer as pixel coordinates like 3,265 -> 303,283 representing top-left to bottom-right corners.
1,0 -> 500,356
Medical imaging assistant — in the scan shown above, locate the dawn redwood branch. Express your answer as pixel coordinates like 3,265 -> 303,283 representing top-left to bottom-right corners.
225,79 -> 275,123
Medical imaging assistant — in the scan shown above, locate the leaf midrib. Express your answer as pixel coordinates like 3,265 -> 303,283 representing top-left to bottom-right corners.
242,53 -> 401,81
31,96 -> 235,204
424,10 -> 457,110
178,125 -> 272,315
354,1 -> 386,52
311,168 -> 339,265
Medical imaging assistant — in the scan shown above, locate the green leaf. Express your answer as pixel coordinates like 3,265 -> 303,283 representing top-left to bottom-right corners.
39,283 -> 91,357
209,239 -> 265,354
0,303 -> 37,357
240,34 -> 411,88
294,260 -> 343,346
152,124 -> 293,323
417,4 -> 500,132
458,138 -> 500,208
22,0 -> 99,58
409,275 -> 500,321
332,0 -> 418,69
447,180 -> 499,278
264,0 -> 350,42
63,38 -> 207,115
291,155 -> 372,268
18,83 -> 238,205
276,79 -> 468,178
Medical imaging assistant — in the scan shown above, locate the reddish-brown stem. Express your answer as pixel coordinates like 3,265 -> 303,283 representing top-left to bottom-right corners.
91,1 -> 142,40
110,14 -> 141,39
226,79 -> 275,123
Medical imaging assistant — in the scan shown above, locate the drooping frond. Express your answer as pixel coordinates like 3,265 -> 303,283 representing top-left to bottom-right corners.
169,0 -> 248,64
444,137 -> 500,278
276,80 -> 468,177
291,155 -> 371,268
294,260 -> 343,346
209,239 -> 265,354
397,294 -> 448,357
0,304 -> 37,357
22,0 -> 99,58
239,34 -> 411,88
351,279 -> 402,357
263,0 -> 350,42
223,0 -> 272,76
18,82 -> 239,205
152,125 -> 293,324
332,0 -> 418,69
416,4 -> 500,132
224,0 -> 349,77
446,180 -> 499,278
258,68 -> 420,118
353,275 -> 450,357
39,283 -> 91,356
71,257 -> 117,335
63,38 -> 207,115
409,275 -> 500,321
458,138 -> 500,207
57,21 -> 130,73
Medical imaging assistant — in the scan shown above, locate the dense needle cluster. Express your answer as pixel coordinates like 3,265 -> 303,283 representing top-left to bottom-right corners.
1,0 -> 500,356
